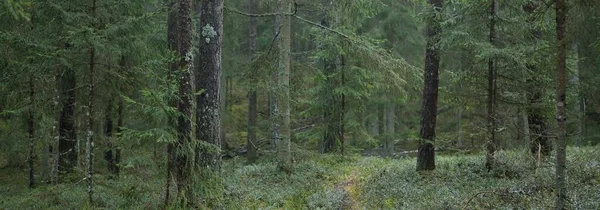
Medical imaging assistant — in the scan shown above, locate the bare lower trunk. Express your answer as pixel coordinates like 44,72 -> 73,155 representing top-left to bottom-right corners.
28,74 -> 35,188
51,62 -> 60,184
384,104 -> 395,156
485,0 -> 497,170
86,45 -> 96,205
246,0 -> 258,163
277,0 -> 292,173
176,0 -> 194,200
59,67 -> 77,172
417,0 -> 443,171
456,106 -> 463,148
165,2 -> 178,205
195,0 -> 223,170
554,0 -> 567,208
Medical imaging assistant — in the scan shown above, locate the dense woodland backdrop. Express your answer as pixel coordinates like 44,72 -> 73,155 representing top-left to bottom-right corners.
0,0 -> 599,209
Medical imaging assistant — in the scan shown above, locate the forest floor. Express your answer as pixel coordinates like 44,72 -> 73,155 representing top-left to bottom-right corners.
1,146 -> 599,209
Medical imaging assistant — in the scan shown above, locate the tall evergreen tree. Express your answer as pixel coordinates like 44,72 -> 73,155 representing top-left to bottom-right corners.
485,0 -> 497,170
417,0 -> 443,171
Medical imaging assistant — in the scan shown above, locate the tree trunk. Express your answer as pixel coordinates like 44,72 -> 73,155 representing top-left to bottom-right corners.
59,67 -> 77,172
246,0 -> 259,163
277,0 -> 292,173
86,32 -> 96,206
51,60 -> 61,184
485,0 -> 497,170
368,109 -> 379,137
523,1 -> 551,156
554,0 -> 567,208
195,0 -> 223,171
457,106 -> 463,148
165,1 -> 178,205
176,0 -> 194,201
28,74 -> 35,188
384,104 -> 395,157
86,1 -> 97,204
416,0 -> 442,171
575,44 -> 585,146
270,1 -> 281,152
104,99 -> 115,175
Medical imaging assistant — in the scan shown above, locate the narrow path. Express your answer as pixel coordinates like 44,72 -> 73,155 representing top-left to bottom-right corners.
334,167 -> 359,210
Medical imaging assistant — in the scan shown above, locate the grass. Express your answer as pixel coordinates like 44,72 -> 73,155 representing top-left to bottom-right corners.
1,146 -> 599,209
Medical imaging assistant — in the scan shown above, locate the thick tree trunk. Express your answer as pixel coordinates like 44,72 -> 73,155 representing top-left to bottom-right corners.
196,0 -> 223,170
416,0 -> 442,171
554,0 -> 567,208
277,0 -> 292,173
59,67 -> 77,172
28,74 -> 35,188
523,1 -> 551,156
485,0 -> 497,170
246,0 -> 259,163
176,0 -> 194,200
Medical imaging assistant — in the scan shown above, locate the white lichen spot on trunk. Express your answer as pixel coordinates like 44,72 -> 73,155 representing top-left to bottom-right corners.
202,24 -> 217,43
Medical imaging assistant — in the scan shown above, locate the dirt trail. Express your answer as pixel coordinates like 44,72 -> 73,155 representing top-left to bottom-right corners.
334,168 -> 360,210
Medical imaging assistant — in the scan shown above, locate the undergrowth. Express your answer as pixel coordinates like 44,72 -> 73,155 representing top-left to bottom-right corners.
0,146 -> 598,209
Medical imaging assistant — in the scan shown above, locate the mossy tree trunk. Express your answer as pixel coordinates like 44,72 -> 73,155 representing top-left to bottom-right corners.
175,0 -> 194,201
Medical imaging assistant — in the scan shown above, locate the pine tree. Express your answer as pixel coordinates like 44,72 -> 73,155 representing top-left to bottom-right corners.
417,0 -> 443,171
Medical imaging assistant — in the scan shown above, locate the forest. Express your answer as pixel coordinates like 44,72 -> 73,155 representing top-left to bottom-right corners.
1,0 -> 599,209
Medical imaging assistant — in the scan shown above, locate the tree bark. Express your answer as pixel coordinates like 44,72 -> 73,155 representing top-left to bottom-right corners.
554,0 -> 567,208
59,67 -> 77,172
176,0 -> 194,200
195,0 -> 223,171
276,0 -> 292,173
416,0 -> 442,171
485,0 -> 497,170
384,104 -> 395,157
104,99 -> 115,174
165,1 -> 178,205
86,1 -> 97,204
51,60 -> 61,184
246,0 -> 259,163
457,106 -> 463,148
28,74 -> 35,188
